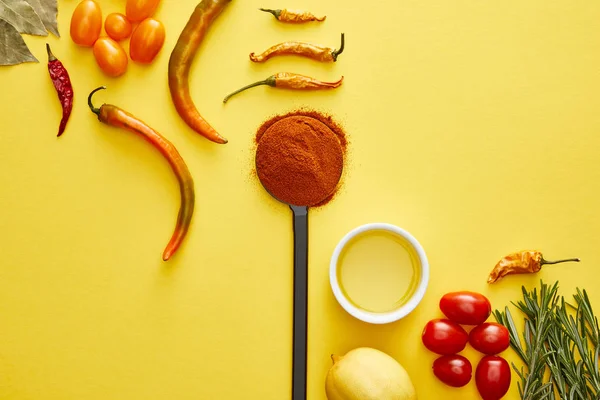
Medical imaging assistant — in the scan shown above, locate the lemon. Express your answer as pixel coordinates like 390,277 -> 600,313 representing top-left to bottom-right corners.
325,347 -> 417,400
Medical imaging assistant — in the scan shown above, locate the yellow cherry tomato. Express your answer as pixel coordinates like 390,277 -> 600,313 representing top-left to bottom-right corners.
93,37 -> 128,77
129,18 -> 165,64
105,13 -> 132,42
70,0 -> 102,47
126,0 -> 160,23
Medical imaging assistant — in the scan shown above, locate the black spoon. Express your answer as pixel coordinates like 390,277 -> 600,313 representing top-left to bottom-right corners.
255,120 -> 343,400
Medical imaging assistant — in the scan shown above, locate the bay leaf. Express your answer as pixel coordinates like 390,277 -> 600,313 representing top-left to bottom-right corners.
0,0 -> 46,36
24,0 -> 57,37
0,18 -> 38,65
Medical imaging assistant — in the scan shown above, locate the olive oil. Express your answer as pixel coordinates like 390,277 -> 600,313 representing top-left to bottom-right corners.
337,230 -> 419,313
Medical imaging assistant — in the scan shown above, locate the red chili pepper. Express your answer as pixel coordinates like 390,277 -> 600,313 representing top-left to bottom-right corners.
46,44 -> 74,137
88,86 -> 195,261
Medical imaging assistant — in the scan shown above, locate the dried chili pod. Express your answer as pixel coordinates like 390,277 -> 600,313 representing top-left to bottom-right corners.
46,44 -> 74,137
250,33 -> 345,63
88,86 -> 195,261
223,72 -> 343,103
487,250 -> 580,283
259,7 -> 325,23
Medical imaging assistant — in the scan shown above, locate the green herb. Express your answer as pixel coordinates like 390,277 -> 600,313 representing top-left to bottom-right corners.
25,0 -> 59,37
0,0 -> 46,36
0,19 -> 38,65
0,0 -> 58,65
493,281 -> 559,399
546,298 -> 589,399
553,290 -> 600,398
573,288 -> 600,348
495,281 -> 600,400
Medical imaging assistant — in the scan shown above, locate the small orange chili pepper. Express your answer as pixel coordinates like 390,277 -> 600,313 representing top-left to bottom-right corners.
222,72 -> 343,103
259,7 -> 325,23
487,250 -> 580,283
250,33 -> 345,63
88,86 -> 195,261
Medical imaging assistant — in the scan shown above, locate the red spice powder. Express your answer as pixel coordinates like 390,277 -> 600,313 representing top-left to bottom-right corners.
256,109 -> 348,150
255,110 -> 347,207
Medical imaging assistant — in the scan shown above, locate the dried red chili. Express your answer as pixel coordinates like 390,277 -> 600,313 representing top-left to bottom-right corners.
259,8 -> 325,23
487,250 -> 580,283
88,86 -> 195,261
255,111 -> 347,207
223,72 -> 343,103
46,44 -> 74,137
249,33 -> 345,63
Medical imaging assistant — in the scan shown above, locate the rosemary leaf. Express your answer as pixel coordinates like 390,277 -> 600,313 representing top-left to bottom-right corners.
495,281 -> 559,400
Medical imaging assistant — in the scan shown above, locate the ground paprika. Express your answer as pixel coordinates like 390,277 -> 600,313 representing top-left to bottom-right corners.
255,110 -> 347,207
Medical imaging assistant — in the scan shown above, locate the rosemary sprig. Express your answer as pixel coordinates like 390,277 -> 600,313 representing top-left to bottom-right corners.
556,290 -> 600,397
495,281 -> 600,400
547,298 -> 590,399
574,289 -> 600,398
574,289 -> 600,348
494,281 -> 559,400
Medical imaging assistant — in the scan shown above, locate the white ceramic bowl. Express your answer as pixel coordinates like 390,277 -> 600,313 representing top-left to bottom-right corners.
330,223 -> 429,324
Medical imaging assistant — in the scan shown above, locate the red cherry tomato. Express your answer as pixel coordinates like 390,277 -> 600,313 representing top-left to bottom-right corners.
93,37 -> 128,77
129,18 -> 165,64
470,323 -> 510,355
126,0 -> 160,22
433,355 -> 472,387
105,13 -> 132,41
70,0 -> 102,47
422,319 -> 469,355
440,291 -> 491,325
476,355 -> 511,400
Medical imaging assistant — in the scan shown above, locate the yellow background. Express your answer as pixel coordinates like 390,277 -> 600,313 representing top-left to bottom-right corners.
1,0 -> 600,398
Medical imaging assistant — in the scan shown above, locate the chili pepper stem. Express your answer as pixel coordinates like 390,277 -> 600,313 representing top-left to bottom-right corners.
223,76 -> 277,103
88,86 -> 107,116
540,257 -> 580,265
331,33 -> 345,61
259,8 -> 281,19
46,43 -> 57,62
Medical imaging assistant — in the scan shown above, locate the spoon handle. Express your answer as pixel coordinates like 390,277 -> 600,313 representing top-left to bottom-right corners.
291,205 -> 308,400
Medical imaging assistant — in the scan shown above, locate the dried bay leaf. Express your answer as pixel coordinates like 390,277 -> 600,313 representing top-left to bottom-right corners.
24,0 -> 57,37
0,0 -> 46,36
0,18 -> 38,65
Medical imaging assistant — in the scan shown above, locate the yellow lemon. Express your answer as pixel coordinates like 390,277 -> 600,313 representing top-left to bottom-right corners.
325,347 -> 417,400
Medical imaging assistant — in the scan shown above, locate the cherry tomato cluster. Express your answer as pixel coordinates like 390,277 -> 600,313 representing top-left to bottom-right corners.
70,0 -> 165,77
422,291 -> 512,400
